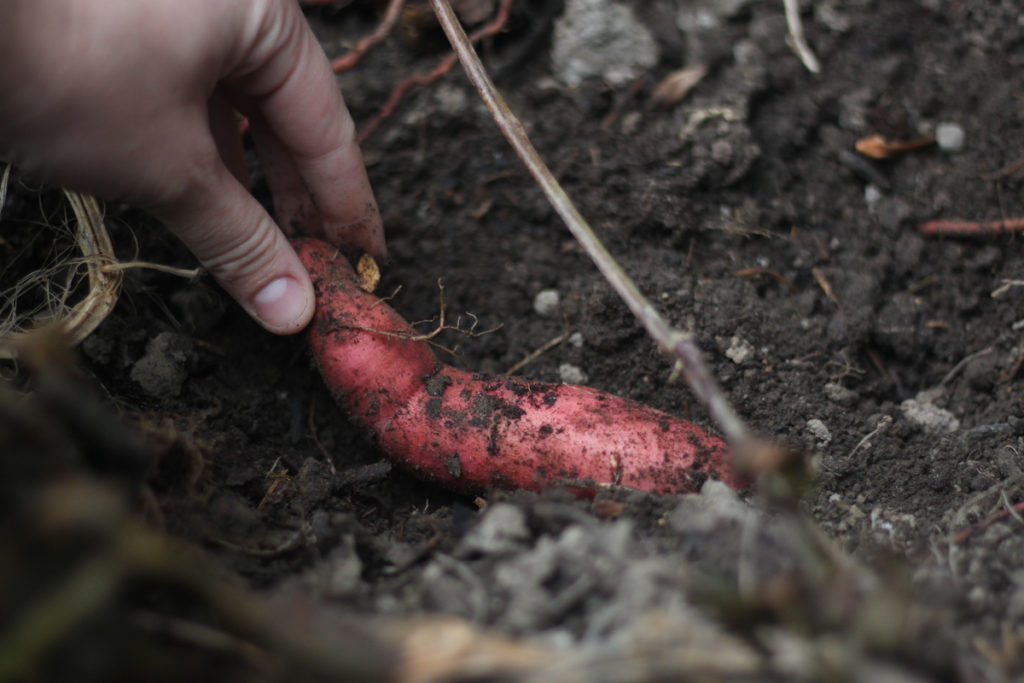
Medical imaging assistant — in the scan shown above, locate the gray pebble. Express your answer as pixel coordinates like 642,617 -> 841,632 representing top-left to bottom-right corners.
669,480 -> 755,535
559,363 -> 589,385
806,418 -> 832,445
935,122 -> 965,153
863,184 -> 883,211
900,392 -> 960,434
533,289 -> 561,317
824,382 -> 857,406
552,0 -> 658,87
458,503 -> 531,557
130,332 -> 191,397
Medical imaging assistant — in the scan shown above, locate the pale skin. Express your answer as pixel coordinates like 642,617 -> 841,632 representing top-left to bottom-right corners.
0,0 -> 385,334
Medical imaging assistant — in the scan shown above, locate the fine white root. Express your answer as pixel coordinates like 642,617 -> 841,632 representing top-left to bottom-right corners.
783,0 -> 821,74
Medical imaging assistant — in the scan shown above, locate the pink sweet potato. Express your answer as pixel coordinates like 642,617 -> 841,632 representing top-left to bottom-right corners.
295,238 -> 746,495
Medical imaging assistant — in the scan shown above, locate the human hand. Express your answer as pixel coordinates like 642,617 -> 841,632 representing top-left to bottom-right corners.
0,0 -> 384,334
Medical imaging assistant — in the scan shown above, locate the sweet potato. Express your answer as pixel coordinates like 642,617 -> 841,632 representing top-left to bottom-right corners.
295,238 -> 746,495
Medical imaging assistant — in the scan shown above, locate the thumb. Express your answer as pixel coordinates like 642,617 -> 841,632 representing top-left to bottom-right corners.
153,160 -> 316,335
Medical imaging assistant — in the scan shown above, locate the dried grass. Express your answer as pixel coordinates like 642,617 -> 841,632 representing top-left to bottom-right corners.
0,180 -> 122,359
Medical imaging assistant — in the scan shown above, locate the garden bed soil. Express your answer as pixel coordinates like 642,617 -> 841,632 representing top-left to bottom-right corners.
4,1 -> 1024,680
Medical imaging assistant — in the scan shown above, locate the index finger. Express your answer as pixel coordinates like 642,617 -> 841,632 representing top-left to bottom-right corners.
226,1 -> 385,261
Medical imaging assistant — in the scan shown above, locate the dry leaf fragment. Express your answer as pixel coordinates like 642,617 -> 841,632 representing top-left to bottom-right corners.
855,133 -> 935,159
357,253 -> 381,293
650,65 -> 707,108
592,499 -> 625,520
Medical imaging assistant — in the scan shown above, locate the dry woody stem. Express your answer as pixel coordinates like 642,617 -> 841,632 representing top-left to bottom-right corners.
428,0 -> 753,447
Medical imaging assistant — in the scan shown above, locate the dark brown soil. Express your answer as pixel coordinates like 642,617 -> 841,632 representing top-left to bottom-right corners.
4,1 -> 1024,680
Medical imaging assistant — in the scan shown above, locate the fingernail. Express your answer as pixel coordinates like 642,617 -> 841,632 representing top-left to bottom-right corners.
252,277 -> 307,331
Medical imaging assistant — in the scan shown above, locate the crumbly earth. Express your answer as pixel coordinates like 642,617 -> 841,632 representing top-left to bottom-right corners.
3,1 -> 1024,680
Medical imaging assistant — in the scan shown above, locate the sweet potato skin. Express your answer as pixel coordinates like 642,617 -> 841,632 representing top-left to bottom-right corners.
296,238 -> 746,495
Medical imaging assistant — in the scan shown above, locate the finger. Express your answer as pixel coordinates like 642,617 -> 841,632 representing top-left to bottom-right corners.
152,153 -> 316,335
227,1 -> 385,263
249,111 -> 388,265
247,109 -> 322,240
208,90 -> 249,189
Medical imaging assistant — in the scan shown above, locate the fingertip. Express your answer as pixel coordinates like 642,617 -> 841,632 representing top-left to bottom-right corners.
324,204 -> 387,264
249,272 -> 315,334
229,12 -> 386,260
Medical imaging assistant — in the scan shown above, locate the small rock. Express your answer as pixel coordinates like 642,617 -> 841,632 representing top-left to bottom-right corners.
864,184 -> 883,211
457,503 -> 531,557
935,122 -> 965,153
567,332 -> 585,348
669,480 -> 756,535
724,335 -> 754,364
558,363 -> 589,384
552,0 -> 658,87
806,418 -> 832,445
900,391 -> 960,434
533,289 -> 561,317
824,382 -> 857,406
130,332 -> 191,397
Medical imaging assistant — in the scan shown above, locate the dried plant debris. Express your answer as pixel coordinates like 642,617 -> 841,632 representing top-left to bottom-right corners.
0,186 -> 121,359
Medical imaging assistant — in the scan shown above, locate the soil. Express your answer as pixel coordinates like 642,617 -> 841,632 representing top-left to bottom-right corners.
3,1 -> 1024,680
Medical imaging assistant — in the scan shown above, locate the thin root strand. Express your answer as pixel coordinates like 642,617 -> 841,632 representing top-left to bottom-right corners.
920,217 -> 1024,235
358,0 -> 513,144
